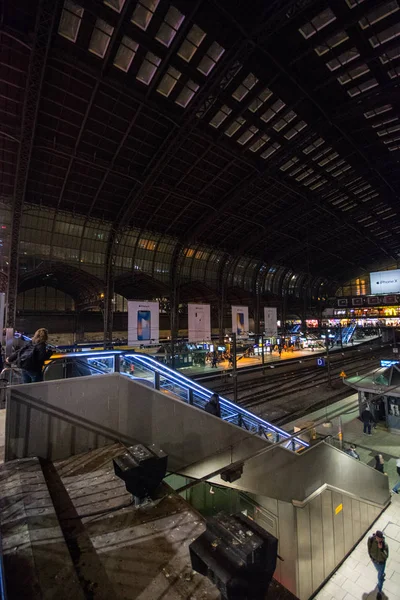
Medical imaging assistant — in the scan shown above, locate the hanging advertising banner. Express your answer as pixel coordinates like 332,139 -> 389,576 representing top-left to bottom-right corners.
264,307 -> 277,338
188,303 -> 211,342
231,306 -> 249,336
128,301 -> 159,345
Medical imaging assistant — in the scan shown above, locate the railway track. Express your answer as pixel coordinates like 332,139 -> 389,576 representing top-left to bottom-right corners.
213,343 -> 389,424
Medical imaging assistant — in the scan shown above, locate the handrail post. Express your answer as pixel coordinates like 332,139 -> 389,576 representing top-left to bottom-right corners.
114,354 -> 120,374
155,371 -> 160,390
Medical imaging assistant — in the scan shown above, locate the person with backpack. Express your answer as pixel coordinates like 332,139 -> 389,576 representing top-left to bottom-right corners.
7,328 -> 52,383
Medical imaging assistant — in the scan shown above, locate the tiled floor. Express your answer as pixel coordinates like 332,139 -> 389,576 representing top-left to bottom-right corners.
314,410 -> 400,600
315,493 -> 400,600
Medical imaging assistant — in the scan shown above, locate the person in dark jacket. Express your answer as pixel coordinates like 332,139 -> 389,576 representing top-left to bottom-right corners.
7,328 -> 51,383
204,393 -> 221,418
361,406 -> 374,435
345,445 -> 360,460
374,454 -> 385,473
368,530 -> 388,599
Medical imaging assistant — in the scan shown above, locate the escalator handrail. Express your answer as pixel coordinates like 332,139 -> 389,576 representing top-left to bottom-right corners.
125,353 -> 308,448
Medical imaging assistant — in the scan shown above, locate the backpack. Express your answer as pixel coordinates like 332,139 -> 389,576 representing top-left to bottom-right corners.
17,344 -> 37,371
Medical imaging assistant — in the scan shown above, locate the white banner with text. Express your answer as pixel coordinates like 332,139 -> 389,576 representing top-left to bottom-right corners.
188,303 -> 211,342
264,307 -> 277,338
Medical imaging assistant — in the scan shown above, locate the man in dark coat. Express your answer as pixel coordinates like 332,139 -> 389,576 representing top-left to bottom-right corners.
204,393 -> 221,418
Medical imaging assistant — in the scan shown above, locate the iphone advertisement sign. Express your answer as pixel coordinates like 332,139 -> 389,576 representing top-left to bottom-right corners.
231,306 -> 249,336
188,304 -> 211,342
370,270 -> 400,295
128,301 -> 159,345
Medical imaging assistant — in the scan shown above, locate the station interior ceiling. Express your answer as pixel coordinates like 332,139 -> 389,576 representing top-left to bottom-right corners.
2,0 -> 400,307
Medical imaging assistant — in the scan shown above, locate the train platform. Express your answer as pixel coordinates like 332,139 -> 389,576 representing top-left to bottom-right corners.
290,399 -> 400,600
180,335 -> 380,377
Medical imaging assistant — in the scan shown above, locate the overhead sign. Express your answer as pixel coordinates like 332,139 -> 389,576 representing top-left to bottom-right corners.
316,357 -> 325,367
381,360 -> 399,367
370,269 -> 400,295
128,301 -> 159,346
231,306 -> 249,336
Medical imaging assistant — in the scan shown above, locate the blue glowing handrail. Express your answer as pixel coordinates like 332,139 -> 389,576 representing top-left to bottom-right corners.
44,350 -> 308,450
127,353 -> 308,449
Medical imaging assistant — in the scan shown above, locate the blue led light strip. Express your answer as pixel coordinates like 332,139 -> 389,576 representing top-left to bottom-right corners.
128,353 -> 308,449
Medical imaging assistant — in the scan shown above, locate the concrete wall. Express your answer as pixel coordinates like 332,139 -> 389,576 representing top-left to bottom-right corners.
6,374 -> 268,467
7,375 -> 390,505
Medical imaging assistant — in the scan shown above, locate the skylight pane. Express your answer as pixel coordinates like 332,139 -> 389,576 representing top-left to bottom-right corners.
369,23 -> 400,47
248,88 -> 272,112
280,157 -> 299,171
136,51 -> 161,84
104,0 -> 126,12
347,78 -> 378,96
273,110 -> 296,131
177,24 -> 206,61
209,105 -> 231,128
303,137 -> 324,154
237,126 -> 258,145
359,1 -> 399,29
337,63 -> 370,84
198,42 -> 225,75
232,73 -> 258,101
346,0 -> 365,7
299,8 -> 336,39
388,66 -> 400,78
89,19 -> 114,58
380,45 -> 400,63
260,98 -> 285,123
284,120 -> 307,140
113,36 -> 138,72
364,104 -> 392,118
175,79 -> 199,107
225,117 -> 246,137
157,66 -> 181,96
131,0 -> 159,31
155,6 -> 184,47
326,48 -> 360,71
315,30 -> 349,56
261,142 -> 280,159
249,134 -> 270,152
58,1 -> 84,43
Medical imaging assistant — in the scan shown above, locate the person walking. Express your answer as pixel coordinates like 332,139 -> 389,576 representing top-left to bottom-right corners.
7,328 -> 52,383
367,530 -> 388,600
391,457 -> 400,494
346,445 -> 360,460
361,406 -> 374,435
374,454 -> 385,473
204,393 -> 221,418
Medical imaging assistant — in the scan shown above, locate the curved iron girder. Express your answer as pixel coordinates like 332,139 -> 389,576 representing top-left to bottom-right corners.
7,0 -> 62,328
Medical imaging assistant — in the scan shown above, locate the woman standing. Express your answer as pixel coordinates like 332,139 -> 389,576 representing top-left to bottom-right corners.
7,328 -> 52,383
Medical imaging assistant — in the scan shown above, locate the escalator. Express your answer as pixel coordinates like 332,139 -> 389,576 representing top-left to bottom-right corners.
43,350 -> 309,452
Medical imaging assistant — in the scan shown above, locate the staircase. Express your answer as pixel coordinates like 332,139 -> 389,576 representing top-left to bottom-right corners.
0,446 -> 221,600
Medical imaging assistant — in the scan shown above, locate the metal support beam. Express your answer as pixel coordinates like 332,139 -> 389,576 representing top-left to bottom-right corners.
170,243 -> 184,367
7,0 -> 60,327
103,230 -> 116,346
